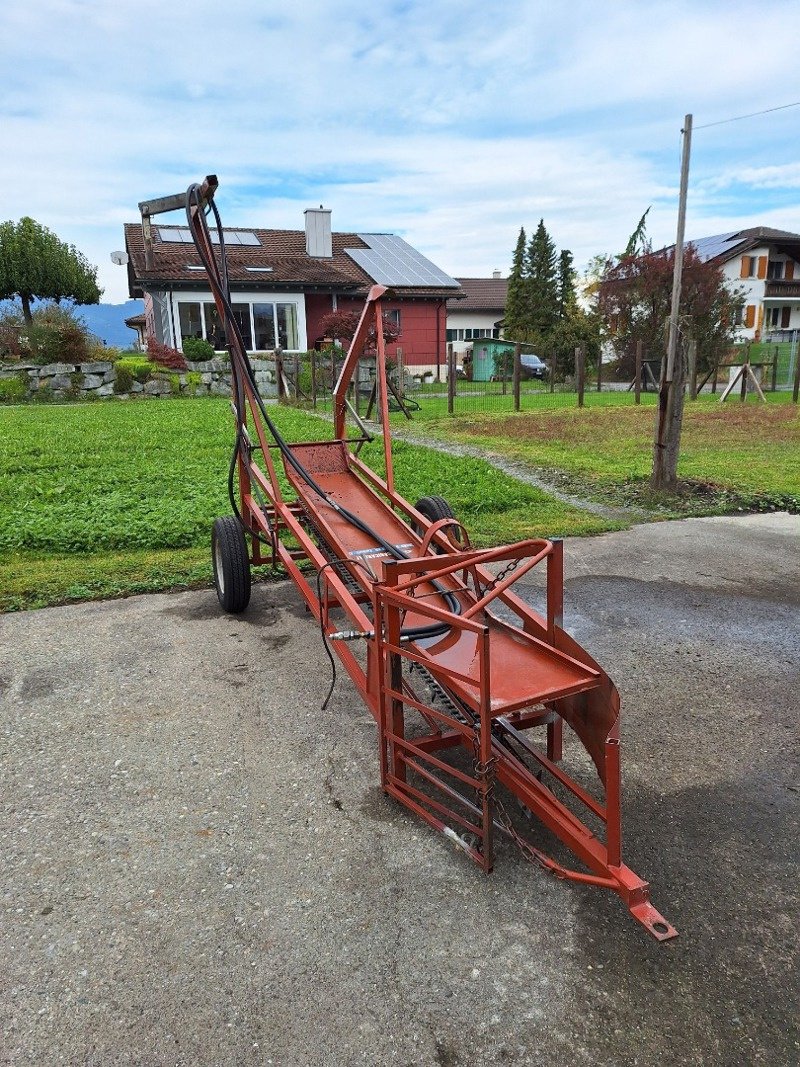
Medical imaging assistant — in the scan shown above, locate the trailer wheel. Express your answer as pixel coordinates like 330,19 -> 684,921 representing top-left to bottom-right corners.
414,495 -> 462,550
212,516 -> 251,614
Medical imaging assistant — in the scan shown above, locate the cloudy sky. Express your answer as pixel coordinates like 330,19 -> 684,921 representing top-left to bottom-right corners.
3,0 -> 800,302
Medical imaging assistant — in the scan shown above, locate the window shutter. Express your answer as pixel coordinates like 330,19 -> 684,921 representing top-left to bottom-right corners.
785,261 -> 795,280
744,304 -> 756,328
740,256 -> 750,278
781,306 -> 791,329
757,256 -> 767,279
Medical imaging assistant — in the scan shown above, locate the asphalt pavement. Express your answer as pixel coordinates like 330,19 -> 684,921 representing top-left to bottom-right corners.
1,513 -> 798,1066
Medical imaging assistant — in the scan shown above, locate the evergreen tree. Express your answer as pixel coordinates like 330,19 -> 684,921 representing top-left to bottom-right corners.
526,219 -> 559,338
504,227 -> 528,338
557,249 -> 575,319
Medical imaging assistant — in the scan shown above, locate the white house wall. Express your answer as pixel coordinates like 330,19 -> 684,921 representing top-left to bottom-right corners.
446,310 -> 502,354
721,245 -> 800,341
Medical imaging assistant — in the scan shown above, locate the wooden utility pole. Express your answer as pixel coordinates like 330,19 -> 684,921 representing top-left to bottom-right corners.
652,114 -> 692,491
634,341 -> 642,405
513,342 -> 521,411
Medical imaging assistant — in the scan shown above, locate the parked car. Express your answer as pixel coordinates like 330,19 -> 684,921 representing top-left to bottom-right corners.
519,353 -> 548,380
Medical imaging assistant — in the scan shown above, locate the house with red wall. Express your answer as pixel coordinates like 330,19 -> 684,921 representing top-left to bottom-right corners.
124,208 -> 461,375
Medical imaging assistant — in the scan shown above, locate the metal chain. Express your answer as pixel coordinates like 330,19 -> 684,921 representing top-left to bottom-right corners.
484,556 -> 521,593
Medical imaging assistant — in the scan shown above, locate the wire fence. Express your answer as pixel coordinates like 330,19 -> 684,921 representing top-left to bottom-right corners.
264,337 -> 799,422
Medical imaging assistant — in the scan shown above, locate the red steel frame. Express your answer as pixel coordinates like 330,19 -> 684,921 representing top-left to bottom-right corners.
179,179 -> 677,941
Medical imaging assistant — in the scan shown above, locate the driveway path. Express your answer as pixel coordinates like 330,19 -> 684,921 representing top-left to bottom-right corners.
1,514 -> 797,1066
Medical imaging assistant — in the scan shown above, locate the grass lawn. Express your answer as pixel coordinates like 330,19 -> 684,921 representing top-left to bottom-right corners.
415,394 -> 800,512
0,399 -> 621,611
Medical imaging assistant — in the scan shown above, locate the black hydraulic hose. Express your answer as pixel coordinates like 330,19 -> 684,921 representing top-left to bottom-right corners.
185,183 -> 459,641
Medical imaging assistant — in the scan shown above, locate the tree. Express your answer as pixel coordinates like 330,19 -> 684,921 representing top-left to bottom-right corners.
526,219 -> 559,338
318,308 -> 402,352
0,217 -> 102,325
599,239 -> 743,378
557,249 -> 576,318
504,227 -> 528,338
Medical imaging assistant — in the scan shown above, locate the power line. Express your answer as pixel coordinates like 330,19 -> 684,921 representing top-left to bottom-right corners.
694,101 -> 800,130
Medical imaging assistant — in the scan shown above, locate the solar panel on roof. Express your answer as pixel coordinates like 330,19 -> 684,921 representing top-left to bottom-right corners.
158,227 -> 194,244
687,232 -> 742,262
346,234 -> 459,288
157,227 -> 260,246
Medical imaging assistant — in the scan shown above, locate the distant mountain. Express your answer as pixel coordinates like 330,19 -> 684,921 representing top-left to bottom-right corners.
75,300 -> 144,348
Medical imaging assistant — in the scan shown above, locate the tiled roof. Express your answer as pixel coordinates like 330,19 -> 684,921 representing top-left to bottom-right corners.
665,226 -> 800,264
450,277 -> 508,311
124,224 -> 463,300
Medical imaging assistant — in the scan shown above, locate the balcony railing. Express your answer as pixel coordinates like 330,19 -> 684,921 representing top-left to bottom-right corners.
764,279 -> 800,298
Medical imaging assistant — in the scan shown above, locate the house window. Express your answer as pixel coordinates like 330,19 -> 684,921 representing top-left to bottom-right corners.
177,298 -> 301,351
277,304 -> 298,350
732,306 -> 744,327
231,304 -> 253,349
741,256 -> 757,278
179,302 -> 203,342
767,260 -> 784,280
253,303 -> 276,349
767,306 -> 792,329
446,329 -> 456,342
385,309 -> 401,329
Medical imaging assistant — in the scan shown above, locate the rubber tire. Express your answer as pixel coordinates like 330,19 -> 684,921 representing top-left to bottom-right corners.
212,516 -> 251,614
414,495 -> 461,550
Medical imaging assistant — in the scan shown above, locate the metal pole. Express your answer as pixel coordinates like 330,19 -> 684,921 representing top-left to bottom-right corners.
688,339 -> 698,400
576,345 -> 585,408
635,341 -> 642,405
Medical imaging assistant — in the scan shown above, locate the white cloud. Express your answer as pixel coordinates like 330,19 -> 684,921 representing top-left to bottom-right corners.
3,0 -> 800,299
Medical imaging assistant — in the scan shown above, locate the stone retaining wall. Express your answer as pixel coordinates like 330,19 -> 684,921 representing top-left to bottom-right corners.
0,358 -> 279,401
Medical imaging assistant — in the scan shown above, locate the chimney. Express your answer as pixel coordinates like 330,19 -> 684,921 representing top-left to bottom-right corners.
492,269 -> 502,279
304,206 -> 332,258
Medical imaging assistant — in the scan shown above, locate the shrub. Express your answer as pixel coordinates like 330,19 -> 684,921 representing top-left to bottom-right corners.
0,373 -> 29,402
116,356 -> 153,383
23,304 -> 91,365
146,336 -> 188,371
87,342 -> 127,363
0,318 -> 26,360
181,336 -> 215,361
185,371 -> 202,395
114,366 -> 134,393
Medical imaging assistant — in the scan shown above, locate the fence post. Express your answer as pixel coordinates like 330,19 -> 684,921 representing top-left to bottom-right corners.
275,348 -> 284,403
635,340 -> 642,405
771,348 -> 778,393
549,353 -> 555,394
447,342 -> 455,416
793,341 -> 800,402
712,356 -> 719,394
576,345 -> 585,408
596,347 -> 602,392
513,342 -> 521,411
310,350 -> 317,408
688,339 -> 698,400
740,342 -> 750,402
